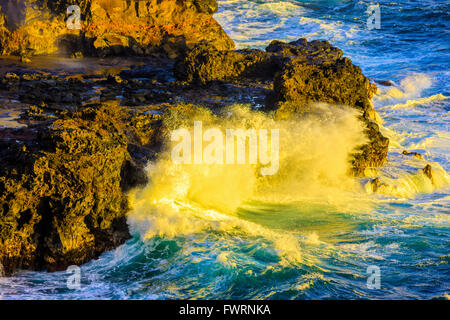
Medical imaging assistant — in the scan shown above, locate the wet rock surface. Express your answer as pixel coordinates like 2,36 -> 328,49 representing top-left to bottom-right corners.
0,37 -> 390,275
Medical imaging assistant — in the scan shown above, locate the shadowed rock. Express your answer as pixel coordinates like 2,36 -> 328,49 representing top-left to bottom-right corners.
174,42 -> 279,84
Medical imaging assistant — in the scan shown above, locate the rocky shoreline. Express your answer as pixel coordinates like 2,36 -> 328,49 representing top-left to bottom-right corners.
0,0 -> 390,276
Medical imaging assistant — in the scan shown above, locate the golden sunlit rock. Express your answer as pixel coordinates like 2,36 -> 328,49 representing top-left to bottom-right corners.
0,0 -> 234,57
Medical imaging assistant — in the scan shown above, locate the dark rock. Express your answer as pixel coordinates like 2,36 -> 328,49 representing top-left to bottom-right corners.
0,0 -> 234,58
423,164 -> 433,180
174,42 -> 278,84
193,0 -> 219,14
1,72 -> 20,90
370,178 -> 382,193
267,39 -> 387,176
105,74 -> 124,85
71,52 -> 84,59
159,35 -> 189,59
0,105 -> 134,275
120,160 -> 148,192
271,55 -> 376,116
375,80 -> 395,87
402,150 -> 424,160
266,38 -> 343,62
19,78 -> 93,106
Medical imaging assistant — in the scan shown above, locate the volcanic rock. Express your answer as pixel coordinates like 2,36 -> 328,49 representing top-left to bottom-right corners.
175,38 -> 389,175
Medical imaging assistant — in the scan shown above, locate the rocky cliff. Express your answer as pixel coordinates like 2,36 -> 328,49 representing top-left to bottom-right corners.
0,105 -> 148,275
0,0 -> 234,58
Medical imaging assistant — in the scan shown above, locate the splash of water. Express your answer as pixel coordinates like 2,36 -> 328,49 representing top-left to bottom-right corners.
126,103 -> 371,263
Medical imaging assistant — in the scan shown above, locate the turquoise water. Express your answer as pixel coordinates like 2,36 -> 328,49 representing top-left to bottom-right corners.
1,0 -> 449,299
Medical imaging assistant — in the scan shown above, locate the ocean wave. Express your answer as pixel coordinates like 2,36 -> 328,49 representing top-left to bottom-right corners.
365,161 -> 450,199
374,72 -> 447,112
297,16 -> 361,42
126,103 -> 373,266
374,74 -> 433,104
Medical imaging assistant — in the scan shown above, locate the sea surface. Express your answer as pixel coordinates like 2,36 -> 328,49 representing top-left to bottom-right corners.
1,0 -> 449,299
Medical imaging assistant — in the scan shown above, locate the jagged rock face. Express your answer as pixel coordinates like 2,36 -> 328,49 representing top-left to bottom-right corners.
0,105 -> 141,275
266,38 -> 343,62
175,38 -> 389,175
270,40 -> 376,116
273,57 -> 374,112
351,121 -> 389,176
0,0 -> 234,57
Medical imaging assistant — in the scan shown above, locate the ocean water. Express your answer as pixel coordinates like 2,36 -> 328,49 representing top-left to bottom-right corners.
1,0 -> 449,299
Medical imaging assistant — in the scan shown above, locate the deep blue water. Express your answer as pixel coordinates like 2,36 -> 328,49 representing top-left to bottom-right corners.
0,0 -> 449,299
